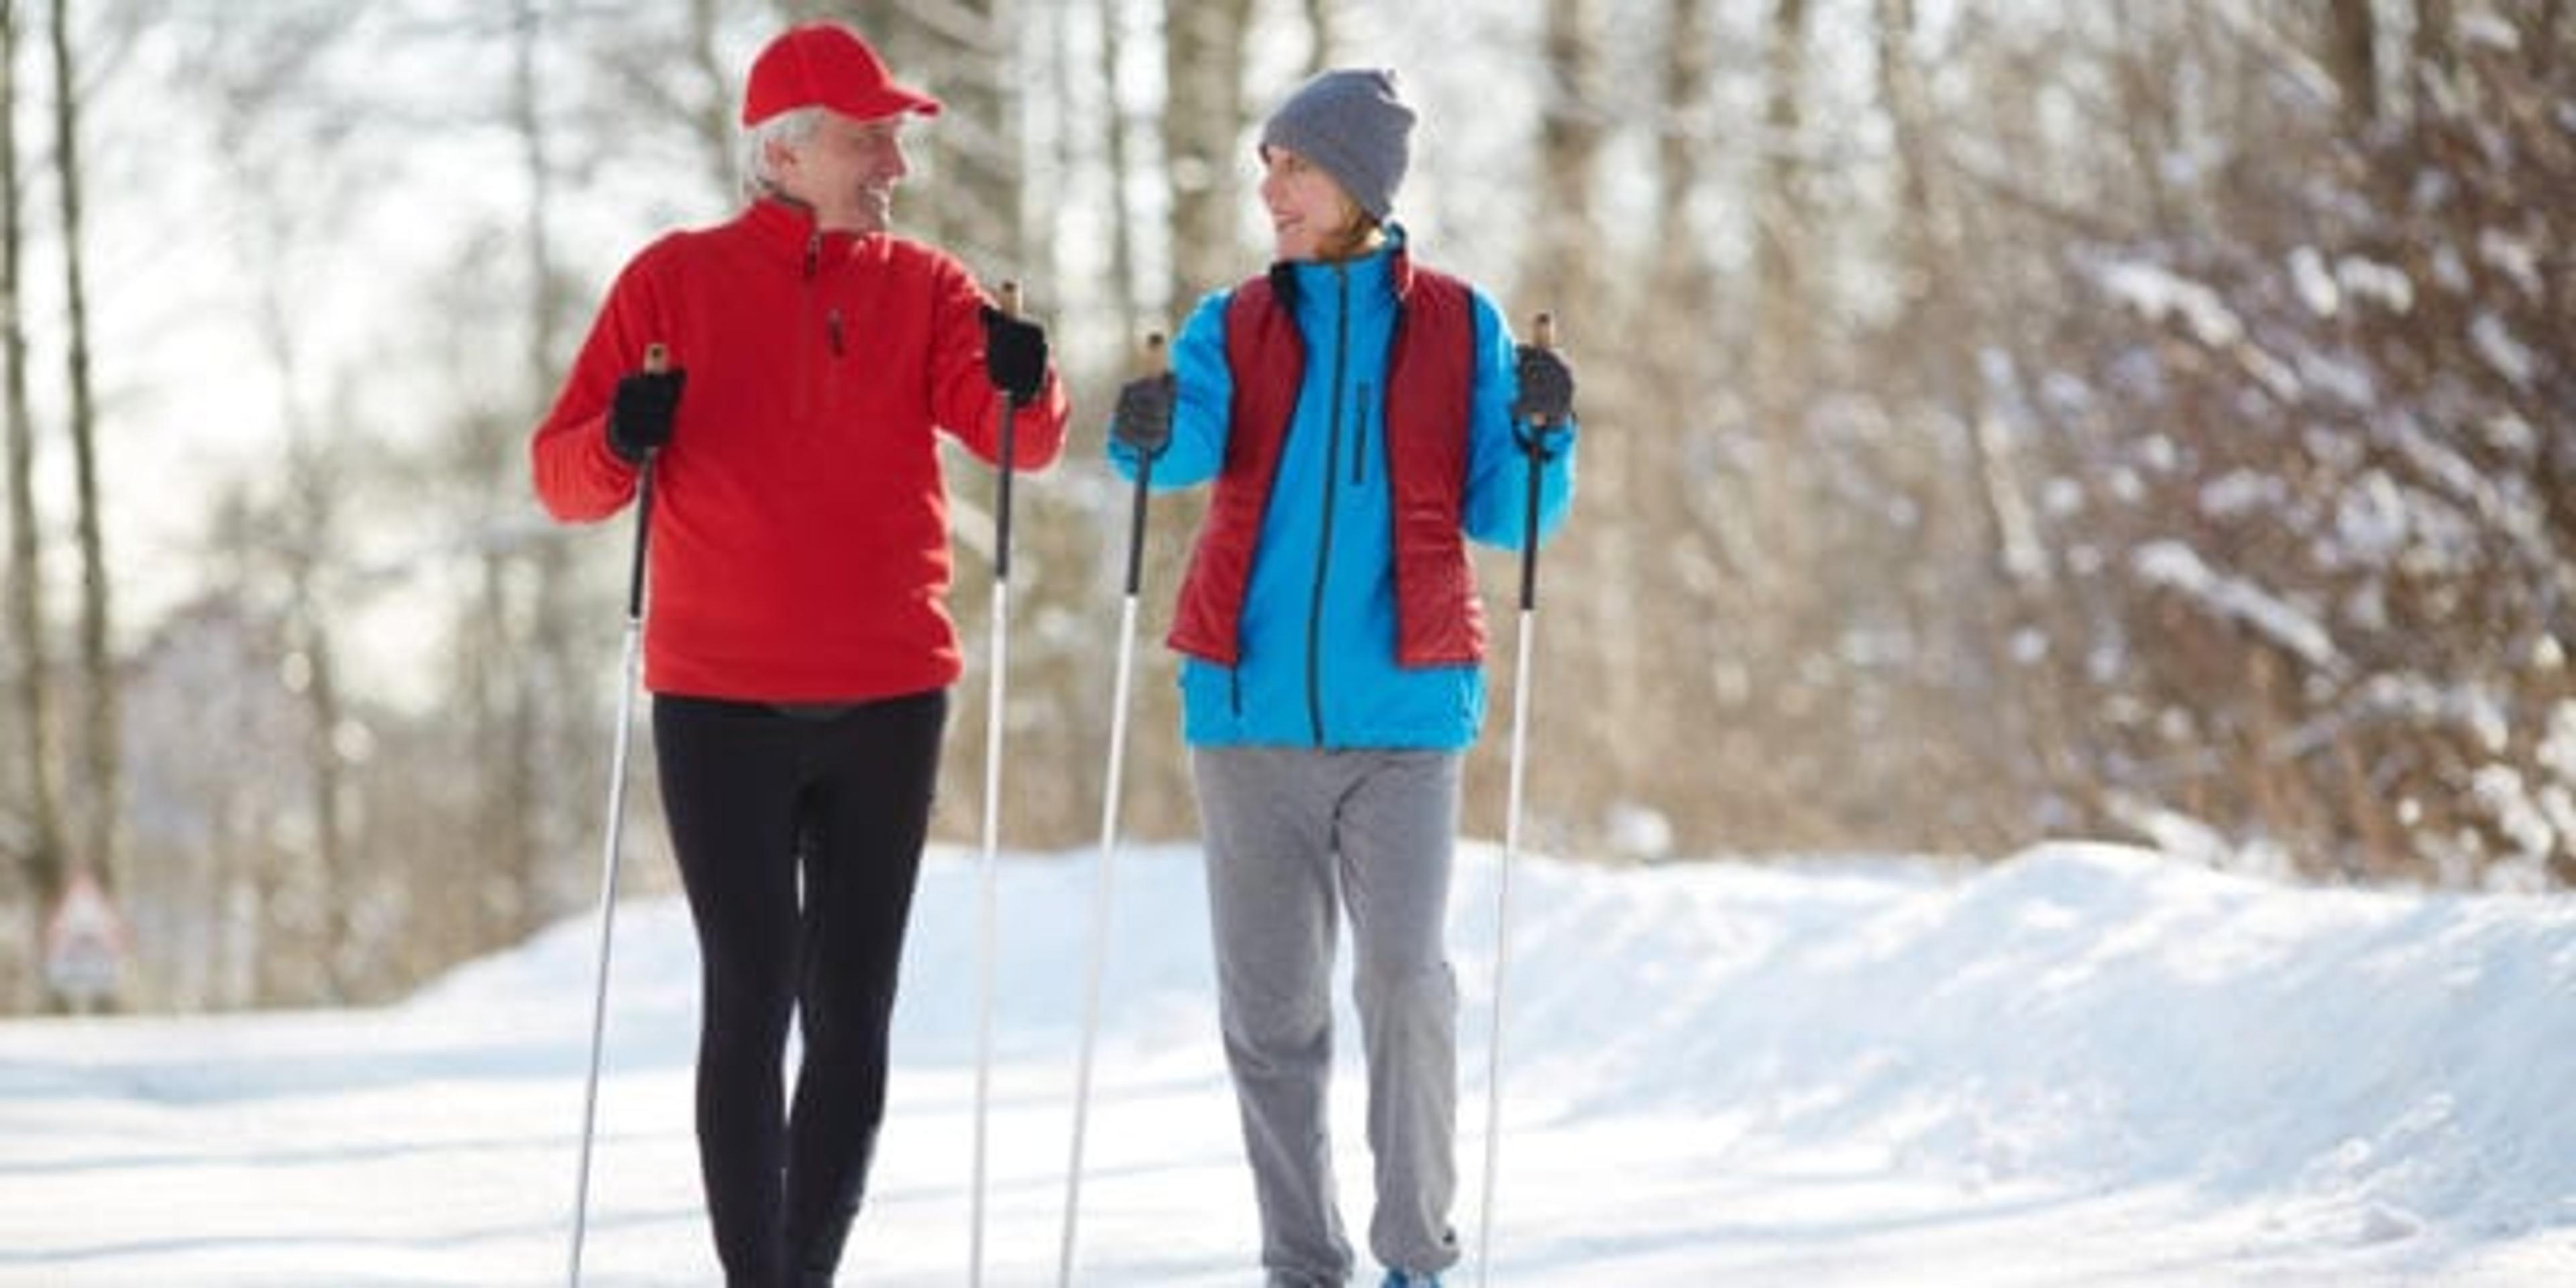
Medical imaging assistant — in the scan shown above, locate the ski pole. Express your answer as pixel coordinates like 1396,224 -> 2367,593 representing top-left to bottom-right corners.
568,341 -> 667,1288
1475,315 -> 1556,1288
970,281 -> 1027,1288
1057,331 -> 1167,1287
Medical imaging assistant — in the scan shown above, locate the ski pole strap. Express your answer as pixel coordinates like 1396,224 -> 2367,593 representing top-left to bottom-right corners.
1512,424 -> 1570,460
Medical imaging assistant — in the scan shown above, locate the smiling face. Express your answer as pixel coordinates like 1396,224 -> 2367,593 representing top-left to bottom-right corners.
769,109 -> 912,235
1258,145 -> 1374,262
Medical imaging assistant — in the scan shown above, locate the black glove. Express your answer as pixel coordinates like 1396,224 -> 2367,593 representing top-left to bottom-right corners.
1111,372 -> 1176,458
606,367 -> 686,464
1510,344 -> 1574,427
981,305 -> 1050,403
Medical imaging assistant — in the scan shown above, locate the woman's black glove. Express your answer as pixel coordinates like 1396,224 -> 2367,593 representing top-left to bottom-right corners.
1111,372 -> 1176,458
1509,345 -> 1574,427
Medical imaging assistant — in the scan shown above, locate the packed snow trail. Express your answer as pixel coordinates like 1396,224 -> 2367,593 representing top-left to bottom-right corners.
1,842 -> 2571,1285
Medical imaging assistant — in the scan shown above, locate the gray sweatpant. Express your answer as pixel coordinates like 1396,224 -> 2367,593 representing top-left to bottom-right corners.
1191,746 -> 1463,1287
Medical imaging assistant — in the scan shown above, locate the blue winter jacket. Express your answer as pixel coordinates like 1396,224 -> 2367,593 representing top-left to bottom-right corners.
1108,231 -> 1577,750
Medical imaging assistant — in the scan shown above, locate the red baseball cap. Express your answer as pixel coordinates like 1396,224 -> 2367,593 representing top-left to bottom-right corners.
741,23 -> 942,127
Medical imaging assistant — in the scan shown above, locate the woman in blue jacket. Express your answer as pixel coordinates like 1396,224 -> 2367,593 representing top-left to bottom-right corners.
1108,67 -> 1576,1288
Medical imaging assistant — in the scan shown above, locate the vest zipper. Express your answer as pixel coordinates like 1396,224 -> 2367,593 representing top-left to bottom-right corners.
1306,266 -> 1350,747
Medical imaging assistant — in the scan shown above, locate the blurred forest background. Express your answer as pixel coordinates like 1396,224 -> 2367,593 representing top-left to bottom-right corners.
0,0 -> 2569,1013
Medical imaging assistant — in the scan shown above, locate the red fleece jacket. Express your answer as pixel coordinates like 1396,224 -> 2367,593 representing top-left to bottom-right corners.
531,200 -> 1068,702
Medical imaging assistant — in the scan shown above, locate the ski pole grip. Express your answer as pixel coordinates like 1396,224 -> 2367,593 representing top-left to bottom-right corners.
1522,313 -> 1559,431
991,283 -> 1023,582
1516,315 -> 1553,609
624,341 -> 670,619
1116,329 -> 1168,596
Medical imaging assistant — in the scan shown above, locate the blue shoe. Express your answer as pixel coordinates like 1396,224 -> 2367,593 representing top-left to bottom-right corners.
1380,1272 -> 1442,1288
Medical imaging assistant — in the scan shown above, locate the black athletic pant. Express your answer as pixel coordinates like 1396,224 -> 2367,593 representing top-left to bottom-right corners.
652,689 -> 947,1288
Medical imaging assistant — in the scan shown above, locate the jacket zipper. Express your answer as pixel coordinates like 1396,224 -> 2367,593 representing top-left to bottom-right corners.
797,229 -> 824,423
1352,382 -> 1372,485
1305,266 -> 1350,747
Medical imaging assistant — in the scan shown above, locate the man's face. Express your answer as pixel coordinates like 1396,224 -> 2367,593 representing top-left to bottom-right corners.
774,111 -> 912,235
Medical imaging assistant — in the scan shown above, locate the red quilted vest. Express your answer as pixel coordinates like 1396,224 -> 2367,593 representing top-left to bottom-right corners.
1169,252 -> 1487,667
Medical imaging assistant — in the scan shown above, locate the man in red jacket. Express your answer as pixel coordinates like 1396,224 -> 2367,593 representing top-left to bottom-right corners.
529,22 -> 1067,1288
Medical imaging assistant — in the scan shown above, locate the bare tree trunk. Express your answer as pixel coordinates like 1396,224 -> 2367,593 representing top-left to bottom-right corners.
941,0 -> 1024,276
2412,0 -> 2455,83
1876,0 -> 2050,844
1741,0 -> 1815,618
244,218 -> 352,1000
684,0 -> 732,199
1522,0 -> 1604,317
828,0 -> 1024,275
513,0 -> 579,942
1301,0 -> 1338,72
280,460 -> 348,994
449,5 -> 546,955
1875,0 -> 1936,315
464,554 -> 529,947
0,0 -> 64,1011
1650,0 -> 1711,305
48,0 -> 117,947
197,3 -> 370,1000
1751,0 -> 1811,420
2110,9 -> 2184,235
1875,0 -> 2011,592
586,0 -> 733,202
1513,0 -> 1619,841
1165,0 -> 1252,303
2325,0 -> 2379,130
1095,0 -> 1138,341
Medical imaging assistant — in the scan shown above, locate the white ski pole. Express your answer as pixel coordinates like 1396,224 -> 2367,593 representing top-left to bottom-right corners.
1476,314 -> 1558,1288
1057,333 -> 1167,1287
568,341 -> 666,1287
970,282 -> 1028,1288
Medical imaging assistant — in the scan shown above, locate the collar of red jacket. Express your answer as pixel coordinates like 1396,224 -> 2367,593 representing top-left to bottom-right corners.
743,197 -> 894,271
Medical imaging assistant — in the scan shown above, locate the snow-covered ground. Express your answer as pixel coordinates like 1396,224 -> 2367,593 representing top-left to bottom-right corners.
3,841 -> 2573,1285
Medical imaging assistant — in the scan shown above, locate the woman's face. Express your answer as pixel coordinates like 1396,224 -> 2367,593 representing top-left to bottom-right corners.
1258,146 -> 1364,262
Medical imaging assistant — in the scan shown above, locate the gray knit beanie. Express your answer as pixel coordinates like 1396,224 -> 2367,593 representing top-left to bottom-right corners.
1259,68 -> 1415,223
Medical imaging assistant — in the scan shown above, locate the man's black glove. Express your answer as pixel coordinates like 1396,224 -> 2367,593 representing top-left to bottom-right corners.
981,305 -> 1050,404
607,366 -> 686,464
1111,372 -> 1176,458
1510,344 -> 1574,427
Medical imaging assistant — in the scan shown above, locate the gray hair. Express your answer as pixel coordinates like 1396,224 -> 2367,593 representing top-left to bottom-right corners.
739,107 -> 824,201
